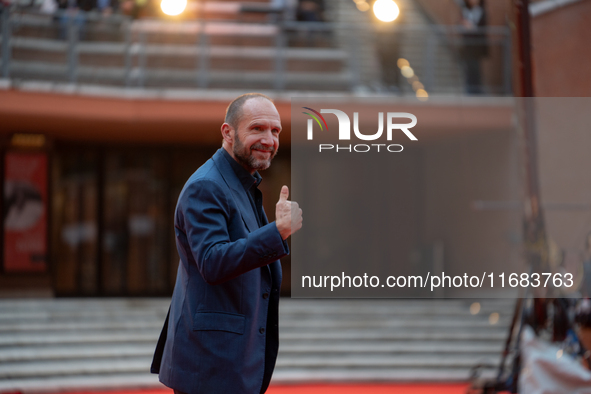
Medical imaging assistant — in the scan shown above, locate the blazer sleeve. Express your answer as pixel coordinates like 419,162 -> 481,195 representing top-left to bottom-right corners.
177,178 -> 289,285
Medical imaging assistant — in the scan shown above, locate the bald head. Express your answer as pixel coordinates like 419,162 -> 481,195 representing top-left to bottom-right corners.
224,93 -> 274,130
221,93 -> 281,174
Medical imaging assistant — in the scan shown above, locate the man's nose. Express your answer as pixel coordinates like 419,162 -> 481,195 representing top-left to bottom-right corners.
259,130 -> 277,146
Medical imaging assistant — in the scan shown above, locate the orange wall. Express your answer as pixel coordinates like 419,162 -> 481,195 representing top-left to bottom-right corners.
531,1 -> 591,96
1,90 -> 514,145
0,90 -> 293,146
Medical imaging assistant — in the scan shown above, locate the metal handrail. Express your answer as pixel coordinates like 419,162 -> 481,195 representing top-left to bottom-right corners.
0,6 -> 512,94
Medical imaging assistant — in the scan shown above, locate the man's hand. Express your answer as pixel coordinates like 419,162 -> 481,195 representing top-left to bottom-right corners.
275,185 -> 302,240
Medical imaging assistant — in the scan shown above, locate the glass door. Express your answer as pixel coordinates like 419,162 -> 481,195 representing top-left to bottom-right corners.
101,149 -> 170,296
52,150 -> 99,295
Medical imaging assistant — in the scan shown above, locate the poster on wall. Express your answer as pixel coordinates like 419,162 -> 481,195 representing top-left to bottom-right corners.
3,152 -> 48,273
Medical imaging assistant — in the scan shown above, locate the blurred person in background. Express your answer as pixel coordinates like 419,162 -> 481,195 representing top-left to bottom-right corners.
96,0 -> 118,16
375,1 -> 405,94
40,0 -> 58,14
151,93 -> 303,394
56,0 -> 93,39
294,0 -> 326,47
296,0 -> 324,21
582,232 -> 591,298
459,0 -> 488,94
576,299 -> 591,370
120,0 -> 149,19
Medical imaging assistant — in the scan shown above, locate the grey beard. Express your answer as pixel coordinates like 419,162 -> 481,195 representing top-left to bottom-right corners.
233,135 -> 276,172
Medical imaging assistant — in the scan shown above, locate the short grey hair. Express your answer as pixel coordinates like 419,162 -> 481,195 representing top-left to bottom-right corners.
224,93 -> 273,129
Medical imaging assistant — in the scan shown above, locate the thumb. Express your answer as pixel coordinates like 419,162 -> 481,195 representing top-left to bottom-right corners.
278,185 -> 289,202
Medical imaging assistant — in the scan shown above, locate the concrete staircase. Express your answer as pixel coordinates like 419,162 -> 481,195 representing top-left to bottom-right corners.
2,1 -> 353,91
2,0 -> 508,94
395,0 -> 465,95
325,0 -> 466,94
0,298 -> 514,392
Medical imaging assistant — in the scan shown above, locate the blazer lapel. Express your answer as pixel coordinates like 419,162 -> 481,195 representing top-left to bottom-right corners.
213,149 -> 274,281
261,204 -> 273,279
212,149 -> 259,233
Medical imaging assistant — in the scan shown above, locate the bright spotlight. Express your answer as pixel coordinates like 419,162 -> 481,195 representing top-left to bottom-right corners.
161,0 -> 187,16
416,89 -> 428,101
373,0 -> 399,23
356,1 -> 370,12
488,312 -> 500,325
400,65 -> 414,78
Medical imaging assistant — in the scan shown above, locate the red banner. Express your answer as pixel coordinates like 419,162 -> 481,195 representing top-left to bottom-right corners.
3,152 -> 48,273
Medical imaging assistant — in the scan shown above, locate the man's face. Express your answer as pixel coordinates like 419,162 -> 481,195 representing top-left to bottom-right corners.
231,98 -> 282,173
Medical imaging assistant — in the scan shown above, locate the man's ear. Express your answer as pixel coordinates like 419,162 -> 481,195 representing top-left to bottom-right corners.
221,123 -> 234,144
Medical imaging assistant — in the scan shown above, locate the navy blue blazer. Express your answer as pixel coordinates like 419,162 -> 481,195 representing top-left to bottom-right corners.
151,148 -> 288,394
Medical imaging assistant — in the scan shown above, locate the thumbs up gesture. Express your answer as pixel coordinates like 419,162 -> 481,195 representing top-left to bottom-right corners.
275,185 -> 303,240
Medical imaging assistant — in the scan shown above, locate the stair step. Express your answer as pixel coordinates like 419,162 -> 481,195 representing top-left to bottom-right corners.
0,341 -> 503,363
0,332 -> 160,346
279,330 -> 506,341
272,368 -> 494,382
275,354 -> 500,368
278,342 -> 503,354
0,359 -> 151,379
0,345 -> 154,363
0,373 -> 161,393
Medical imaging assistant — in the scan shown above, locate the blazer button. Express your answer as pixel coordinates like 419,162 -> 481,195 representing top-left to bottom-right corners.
259,327 -> 265,334
262,293 -> 269,299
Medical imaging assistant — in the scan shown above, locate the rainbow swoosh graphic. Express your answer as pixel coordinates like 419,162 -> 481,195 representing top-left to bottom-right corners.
302,107 -> 328,132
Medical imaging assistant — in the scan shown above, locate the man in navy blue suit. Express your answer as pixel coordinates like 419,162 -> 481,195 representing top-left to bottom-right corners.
151,93 -> 303,394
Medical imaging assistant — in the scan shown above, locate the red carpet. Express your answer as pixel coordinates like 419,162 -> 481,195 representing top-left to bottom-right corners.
55,384 -> 471,394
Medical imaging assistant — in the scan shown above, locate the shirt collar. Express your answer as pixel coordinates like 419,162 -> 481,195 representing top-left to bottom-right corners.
221,147 -> 262,191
